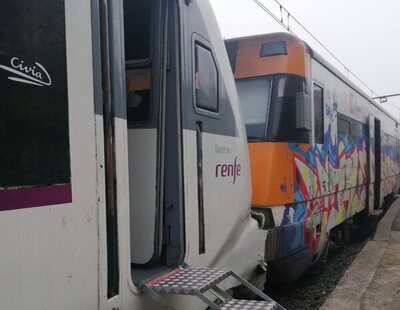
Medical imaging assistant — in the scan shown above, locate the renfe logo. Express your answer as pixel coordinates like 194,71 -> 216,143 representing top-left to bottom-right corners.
0,57 -> 52,87
215,157 -> 241,184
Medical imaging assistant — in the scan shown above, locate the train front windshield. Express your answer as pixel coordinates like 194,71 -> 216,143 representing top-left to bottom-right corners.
237,74 -> 308,143
236,77 -> 272,140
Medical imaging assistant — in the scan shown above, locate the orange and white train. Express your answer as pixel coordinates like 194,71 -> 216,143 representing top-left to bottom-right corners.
226,32 -> 400,281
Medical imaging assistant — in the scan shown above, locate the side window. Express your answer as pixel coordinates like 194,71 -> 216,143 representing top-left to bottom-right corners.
397,138 -> 400,164
350,119 -> 363,143
267,75 -> 309,143
338,112 -> 365,146
126,69 -> 151,124
313,84 -> 324,144
124,0 -> 153,127
338,115 -> 351,138
124,0 -> 152,61
194,43 -> 219,113
0,0 -> 70,200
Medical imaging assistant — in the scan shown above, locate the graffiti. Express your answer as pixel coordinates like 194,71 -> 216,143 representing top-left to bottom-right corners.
276,103 -> 400,258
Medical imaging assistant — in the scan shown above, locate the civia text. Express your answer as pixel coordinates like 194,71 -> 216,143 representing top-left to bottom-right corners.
0,57 -> 52,87
215,157 -> 241,184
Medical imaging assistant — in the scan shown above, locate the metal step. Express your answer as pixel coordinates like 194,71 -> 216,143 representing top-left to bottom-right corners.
220,299 -> 277,310
146,266 -> 230,295
138,265 -> 285,310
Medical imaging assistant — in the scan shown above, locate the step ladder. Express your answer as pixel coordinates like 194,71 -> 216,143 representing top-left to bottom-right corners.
137,265 -> 285,310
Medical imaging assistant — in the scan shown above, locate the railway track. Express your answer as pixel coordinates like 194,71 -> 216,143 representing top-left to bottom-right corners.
264,199 -> 396,310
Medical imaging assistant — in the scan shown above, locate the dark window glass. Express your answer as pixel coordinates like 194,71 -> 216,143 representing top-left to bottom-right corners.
126,69 -> 151,125
124,0 -> 152,61
350,119 -> 363,143
313,84 -> 324,144
124,0 -> 154,127
338,113 -> 366,147
195,44 -> 218,112
338,116 -> 351,136
397,139 -> 400,164
267,75 -> 309,143
382,134 -> 397,161
127,90 -> 151,123
236,77 -> 272,140
260,41 -> 287,57
0,0 -> 70,188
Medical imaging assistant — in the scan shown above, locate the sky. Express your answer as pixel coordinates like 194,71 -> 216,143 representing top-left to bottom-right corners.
209,0 -> 400,118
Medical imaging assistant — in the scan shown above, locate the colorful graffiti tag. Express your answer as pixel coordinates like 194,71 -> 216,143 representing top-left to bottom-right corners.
277,103 -> 400,259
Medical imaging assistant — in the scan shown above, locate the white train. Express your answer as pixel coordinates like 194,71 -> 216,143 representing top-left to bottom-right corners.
0,0 -> 281,309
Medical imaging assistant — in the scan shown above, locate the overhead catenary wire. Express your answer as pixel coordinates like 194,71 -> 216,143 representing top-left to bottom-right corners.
252,0 -> 380,99
252,0 -> 296,36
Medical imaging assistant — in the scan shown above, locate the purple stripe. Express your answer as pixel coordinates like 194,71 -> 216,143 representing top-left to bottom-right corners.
0,185 -> 72,211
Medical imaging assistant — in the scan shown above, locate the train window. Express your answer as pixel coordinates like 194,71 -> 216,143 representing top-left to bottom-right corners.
0,0 -> 70,189
338,115 -> 351,137
382,134 -> 394,165
236,77 -> 272,139
338,113 -> 365,145
397,139 -> 400,164
124,0 -> 154,127
194,44 -> 219,113
267,75 -> 309,143
350,119 -> 363,143
126,69 -> 151,124
313,84 -> 324,144
124,0 -> 152,62
260,41 -> 287,57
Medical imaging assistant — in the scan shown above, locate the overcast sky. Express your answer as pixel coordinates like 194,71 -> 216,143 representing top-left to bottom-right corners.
210,0 -> 400,118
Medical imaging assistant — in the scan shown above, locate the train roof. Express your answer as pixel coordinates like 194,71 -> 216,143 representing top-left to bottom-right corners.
227,32 -> 399,124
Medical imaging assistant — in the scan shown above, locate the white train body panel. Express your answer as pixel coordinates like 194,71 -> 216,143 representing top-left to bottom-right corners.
0,1 -> 99,309
0,0 -> 265,309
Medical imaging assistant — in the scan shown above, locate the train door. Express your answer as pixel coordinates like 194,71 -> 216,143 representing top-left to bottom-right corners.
123,0 -> 185,270
94,1 -> 185,308
367,115 -> 382,212
124,0 -> 165,266
374,118 -> 382,208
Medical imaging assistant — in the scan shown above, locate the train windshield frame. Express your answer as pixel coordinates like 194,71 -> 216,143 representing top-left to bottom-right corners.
237,74 -> 308,143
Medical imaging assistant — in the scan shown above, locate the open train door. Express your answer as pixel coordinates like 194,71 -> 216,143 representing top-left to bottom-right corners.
129,1 -> 284,309
367,115 -> 382,214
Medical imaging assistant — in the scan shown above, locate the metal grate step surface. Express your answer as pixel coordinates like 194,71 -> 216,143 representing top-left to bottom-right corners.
220,299 -> 278,310
140,265 -> 285,309
145,266 -> 230,295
